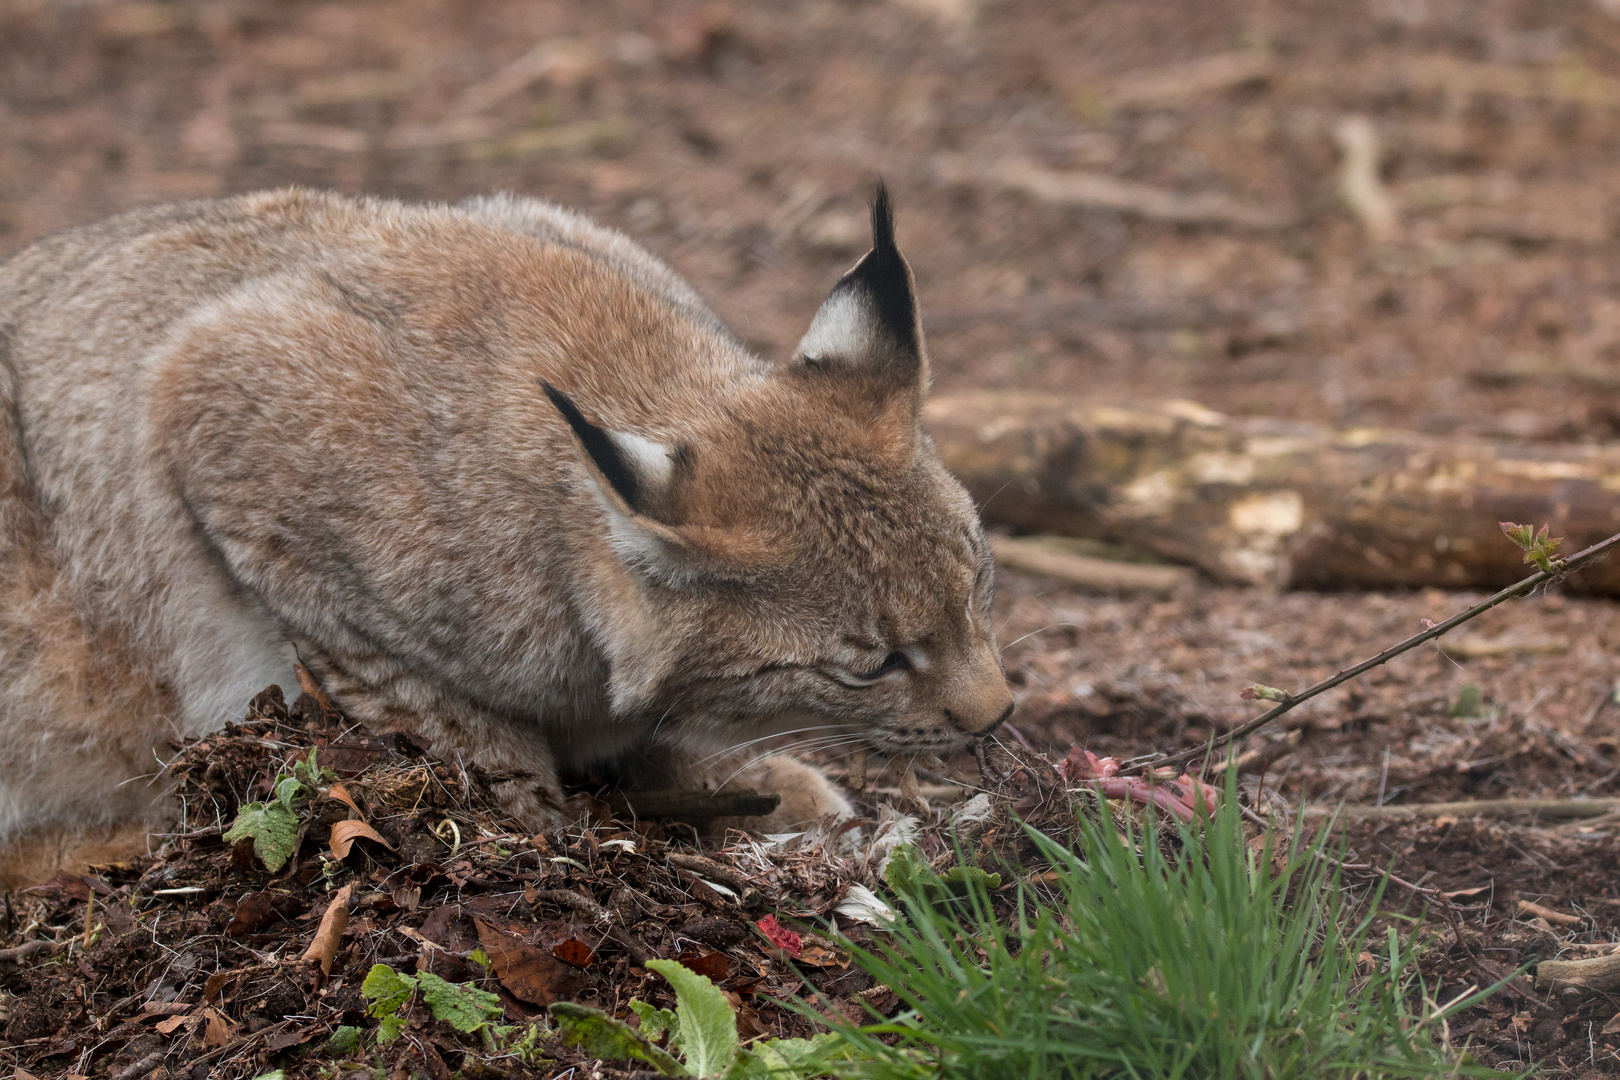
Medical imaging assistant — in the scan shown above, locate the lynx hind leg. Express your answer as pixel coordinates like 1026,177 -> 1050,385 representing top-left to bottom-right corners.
0,820 -> 158,891
295,649 -> 568,831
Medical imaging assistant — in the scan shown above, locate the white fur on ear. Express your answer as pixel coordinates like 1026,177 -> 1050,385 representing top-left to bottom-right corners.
791,184 -> 926,395
795,289 -> 875,367
606,429 -> 674,494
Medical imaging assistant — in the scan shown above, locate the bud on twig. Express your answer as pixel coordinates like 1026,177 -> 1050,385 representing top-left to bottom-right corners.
1499,521 -> 1564,574
1240,684 -> 1291,703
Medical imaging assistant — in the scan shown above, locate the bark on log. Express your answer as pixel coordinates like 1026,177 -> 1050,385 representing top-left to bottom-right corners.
1536,953 -> 1620,993
926,391 -> 1620,593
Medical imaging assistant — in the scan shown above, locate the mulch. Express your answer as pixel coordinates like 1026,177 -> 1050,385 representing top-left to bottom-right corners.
0,684 -> 1080,1079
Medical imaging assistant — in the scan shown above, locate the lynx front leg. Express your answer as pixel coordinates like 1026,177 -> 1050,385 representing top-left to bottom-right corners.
619,743 -> 855,838
296,648 -> 567,830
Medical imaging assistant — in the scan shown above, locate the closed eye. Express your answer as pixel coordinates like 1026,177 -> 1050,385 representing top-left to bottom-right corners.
826,651 -> 911,689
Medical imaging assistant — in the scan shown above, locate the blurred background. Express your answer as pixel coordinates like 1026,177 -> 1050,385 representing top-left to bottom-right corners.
7,0 -> 1620,441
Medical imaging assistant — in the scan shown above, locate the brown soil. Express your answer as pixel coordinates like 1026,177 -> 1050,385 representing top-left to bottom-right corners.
6,0 -> 1620,1075
997,571 -> 1620,1077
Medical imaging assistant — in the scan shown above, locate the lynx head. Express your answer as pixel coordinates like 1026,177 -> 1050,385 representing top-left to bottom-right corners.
547,185 -> 1011,760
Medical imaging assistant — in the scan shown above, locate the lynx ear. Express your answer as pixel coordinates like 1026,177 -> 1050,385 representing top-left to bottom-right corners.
544,383 -> 783,586
793,182 -> 927,402
542,382 -> 675,518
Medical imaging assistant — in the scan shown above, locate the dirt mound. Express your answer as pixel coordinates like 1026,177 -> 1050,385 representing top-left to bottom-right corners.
0,687 -> 921,1078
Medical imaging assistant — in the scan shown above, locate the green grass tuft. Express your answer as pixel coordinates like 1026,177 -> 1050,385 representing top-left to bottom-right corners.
820,789 -> 1517,1080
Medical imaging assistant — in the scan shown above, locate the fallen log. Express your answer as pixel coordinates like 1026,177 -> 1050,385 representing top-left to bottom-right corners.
926,391 -> 1620,594
1536,953 -> 1620,994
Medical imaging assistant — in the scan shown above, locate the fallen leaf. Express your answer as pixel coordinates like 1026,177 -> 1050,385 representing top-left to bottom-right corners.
1603,1011 -> 1620,1036
675,950 -> 729,980
550,938 -> 595,967
203,969 -> 239,1003
474,917 -> 581,1005
266,1026 -> 314,1052
1444,885 -> 1491,900
203,1006 -> 237,1047
330,819 -> 395,859
301,883 -> 352,975
154,1013 -> 195,1035
1434,815 -> 1459,829
22,871 -> 98,902
325,783 -> 364,817
796,935 -> 848,969
755,915 -> 801,957
294,662 -> 337,714
392,884 -> 421,912
15,1069 -> 41,1080
227,892 -> 277,937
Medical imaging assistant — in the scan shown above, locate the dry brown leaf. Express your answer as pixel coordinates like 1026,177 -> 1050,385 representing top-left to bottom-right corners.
549,938 -> 595,968
15,1068 -> 42,1079
796,934 -> 849,969
300,883 -> 352,975
203,1006 -> 237,1047
474,917 -> 580,1005
330,819 -> 394,859
294,662 -> 337,714
1603,1011 -> 1620,1036
325,783 -> 364,817
154,1012 -> 195,1035
1444,885 -> 1490,900
227,892 -> 277,937
675,950 -> 728,980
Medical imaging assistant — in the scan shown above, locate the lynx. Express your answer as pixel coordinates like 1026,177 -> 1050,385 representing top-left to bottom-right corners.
0,185 -> 1011,883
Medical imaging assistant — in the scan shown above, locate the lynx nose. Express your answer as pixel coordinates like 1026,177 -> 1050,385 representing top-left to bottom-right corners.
943,675 -> 1014,735
945,699 -> 1014,736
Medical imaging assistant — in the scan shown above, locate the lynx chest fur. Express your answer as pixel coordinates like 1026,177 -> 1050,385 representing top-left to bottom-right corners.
0,188 -> 1010,877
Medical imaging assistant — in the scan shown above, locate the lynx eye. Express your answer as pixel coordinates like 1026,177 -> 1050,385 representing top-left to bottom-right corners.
826,651 -> 910,689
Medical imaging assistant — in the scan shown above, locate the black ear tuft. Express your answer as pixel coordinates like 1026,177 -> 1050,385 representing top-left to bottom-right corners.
871,180 -> 898,256
541,381 -> 641,510
843,180 -> 919,359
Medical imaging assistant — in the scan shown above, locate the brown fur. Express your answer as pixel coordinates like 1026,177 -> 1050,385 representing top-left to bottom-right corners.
0,188 -> 1010,886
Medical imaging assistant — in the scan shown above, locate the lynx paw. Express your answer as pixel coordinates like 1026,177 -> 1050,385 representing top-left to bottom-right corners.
698,753 -> 855,844
489,778 -> 567,832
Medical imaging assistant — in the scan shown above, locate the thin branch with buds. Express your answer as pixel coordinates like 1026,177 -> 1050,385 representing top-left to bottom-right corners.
1120,527 -> 1620,778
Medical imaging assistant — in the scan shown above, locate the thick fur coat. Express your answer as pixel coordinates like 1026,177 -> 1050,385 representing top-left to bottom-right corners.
0,187 -> 1010,882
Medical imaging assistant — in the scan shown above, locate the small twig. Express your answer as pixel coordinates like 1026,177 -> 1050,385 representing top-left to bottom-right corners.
529,889 -> 612,925
666,853 -> 753,894
0,939 -> 60,963
1124,529 -> 1620,776
1239,805 -> 1440,901
1518,900 -> 1584,927
112,1050 -> 167,1080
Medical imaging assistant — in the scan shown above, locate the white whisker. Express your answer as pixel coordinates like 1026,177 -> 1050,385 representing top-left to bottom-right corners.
693,723 -> 849,766
999,622 -> 1079,652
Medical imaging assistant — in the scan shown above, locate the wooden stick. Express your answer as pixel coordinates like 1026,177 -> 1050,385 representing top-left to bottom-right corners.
1309,797 -> 1620,823
1518,900 -> 1584,927
1121,529 -> 1620,776
935,154 -> 1293,229
0,939 -> 59,962
988,536 -> 1196,595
